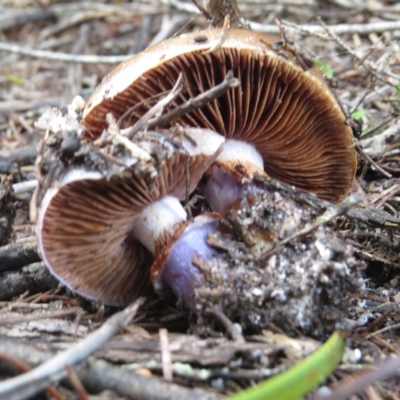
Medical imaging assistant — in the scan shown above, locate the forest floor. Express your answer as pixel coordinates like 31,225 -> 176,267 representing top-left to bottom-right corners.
0,0 -> 400,399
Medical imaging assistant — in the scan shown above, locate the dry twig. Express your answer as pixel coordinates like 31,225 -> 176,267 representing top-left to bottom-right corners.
280,193 -> 364,246
0,352 -> 64,400
0,42 -> 131,63
312,355 -> 400,400
126,74 -> 184,138
146,70 -> 240,130
191,0 -> 250,29
0,339 -> 222,400
0,298 -> 144,400
160,328 -> 173,381
210,306 -> 245,344
0,243 -> 40,273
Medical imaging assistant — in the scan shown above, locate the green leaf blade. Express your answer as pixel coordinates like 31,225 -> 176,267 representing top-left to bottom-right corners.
226,330 -> 346,400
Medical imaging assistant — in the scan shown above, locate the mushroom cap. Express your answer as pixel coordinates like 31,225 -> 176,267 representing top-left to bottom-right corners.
82,28 -> 356,203
36,128 -> 224,305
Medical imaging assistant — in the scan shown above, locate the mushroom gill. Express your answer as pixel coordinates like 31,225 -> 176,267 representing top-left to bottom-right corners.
36,128 -> 225,305
82,29 -> 356,203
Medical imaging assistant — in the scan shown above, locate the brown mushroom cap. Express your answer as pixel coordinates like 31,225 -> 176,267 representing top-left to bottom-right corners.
36,128 -> 224,305
82,28 -> 356,203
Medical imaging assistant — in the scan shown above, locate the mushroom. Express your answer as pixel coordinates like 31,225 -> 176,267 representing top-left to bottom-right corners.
81,28 -> 357,205
36,128 -> 225,306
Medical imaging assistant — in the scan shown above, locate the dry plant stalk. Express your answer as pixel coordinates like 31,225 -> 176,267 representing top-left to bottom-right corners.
192,0 -> 250,29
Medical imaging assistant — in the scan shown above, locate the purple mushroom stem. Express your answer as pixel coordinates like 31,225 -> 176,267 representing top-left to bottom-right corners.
152,214 -> 222,313
202,162 -> 246,215
201,139 -> 266,216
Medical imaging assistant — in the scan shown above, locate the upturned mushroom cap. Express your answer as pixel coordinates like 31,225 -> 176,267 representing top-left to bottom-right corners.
36,128 -> 224,305
82,28 -> 356,203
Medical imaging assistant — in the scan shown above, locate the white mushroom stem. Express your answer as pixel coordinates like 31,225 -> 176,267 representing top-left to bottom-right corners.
131,196 -> 187,254
129,129 -> 227,254
217,139 -> 264,170
202,139 -> 264,215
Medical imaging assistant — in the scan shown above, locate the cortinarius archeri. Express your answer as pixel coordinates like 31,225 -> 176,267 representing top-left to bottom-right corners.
36,127 -> 224,307
82,28 -> 357,206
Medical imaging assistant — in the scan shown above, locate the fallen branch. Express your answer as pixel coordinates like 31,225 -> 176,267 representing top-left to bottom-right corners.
0,352 -> 63,400
0,242 -> 39,273
82,360 -> 221,400
0,262 -> 57,301
0,298 -> 144,400
0,334 -> 222,400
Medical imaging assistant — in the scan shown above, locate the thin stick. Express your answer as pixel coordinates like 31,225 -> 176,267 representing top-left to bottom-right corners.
361,118 -> 400,159
65,365 -> 89,400
312,355 -> 400,400
210,306 -> 245,344
185,156 -> 193,219
315,17 -> 398,86
0,42 -> 131,63
1,21 -> 398,64
0,298 -> 144,400
251,19 -> 400,36
0,352 -> 64,400
365,321 -> 400,339
355,142 -> 392,179
205,15 -> 231,53
117,91 -> 168,127
146,70 -> 240,130
106,114 -> 153,164
126,74 -> 184,139
159,328 -> 173,381
0,339 -> 222,400
0,20 -> 399,64
191,0 -> 250,29
280,193 -> 364,246
0,307 -> 80,326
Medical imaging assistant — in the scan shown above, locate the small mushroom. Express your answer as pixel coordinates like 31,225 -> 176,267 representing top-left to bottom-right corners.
36,128 -> 225,306
82,28 -> 357,204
